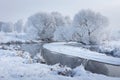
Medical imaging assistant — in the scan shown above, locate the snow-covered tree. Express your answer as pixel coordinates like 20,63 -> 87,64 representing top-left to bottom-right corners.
14,20 -> 23,33
1,22 -> 13,33
64,16 -> 71,26
25,12 -> 56,41
73,9 -> 108,44
51,12 -> 66,27
24,22 -> 38,40
0,22 -> 5,31
51,12 -> 72,41
53,26 -> 74,42
51,12 -> 71,27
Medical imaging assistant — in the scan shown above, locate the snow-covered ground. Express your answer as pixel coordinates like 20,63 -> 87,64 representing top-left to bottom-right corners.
0,32 -> 26,43
0,33 -> 120,80
0,32 -> 43,44
0,46 -> 120,80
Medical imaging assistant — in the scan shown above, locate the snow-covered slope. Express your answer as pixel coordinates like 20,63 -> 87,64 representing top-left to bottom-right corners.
0,48 -> 119,80
43,42 -> 120,66
0,33 -> 119,79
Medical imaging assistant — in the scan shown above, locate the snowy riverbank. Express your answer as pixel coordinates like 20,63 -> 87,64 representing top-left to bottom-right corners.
0,46 -> 120,80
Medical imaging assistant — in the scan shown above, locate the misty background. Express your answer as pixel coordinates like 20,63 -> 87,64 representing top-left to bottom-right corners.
0,0 -> 120,28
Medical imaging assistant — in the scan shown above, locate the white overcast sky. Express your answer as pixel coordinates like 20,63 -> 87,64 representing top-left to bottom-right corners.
0,0 -> 120,27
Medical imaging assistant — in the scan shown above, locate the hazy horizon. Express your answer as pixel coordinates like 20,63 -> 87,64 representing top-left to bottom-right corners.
0,0 -> 120,27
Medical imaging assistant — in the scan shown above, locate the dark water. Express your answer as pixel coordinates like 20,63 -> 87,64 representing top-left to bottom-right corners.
20,43 -> 43,58
1,42 -> 44,58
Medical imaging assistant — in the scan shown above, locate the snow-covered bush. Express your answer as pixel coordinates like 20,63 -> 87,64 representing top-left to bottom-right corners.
33,53 -> 46,63
50,64 -> 72,76
99,41 -> 120,57
73,9 -> 108,44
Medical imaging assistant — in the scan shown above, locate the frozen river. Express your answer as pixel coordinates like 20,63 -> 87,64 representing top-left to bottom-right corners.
43,42 -> 120,77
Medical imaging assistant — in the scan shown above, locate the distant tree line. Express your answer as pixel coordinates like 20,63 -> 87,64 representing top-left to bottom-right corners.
0,9 -> 109,44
